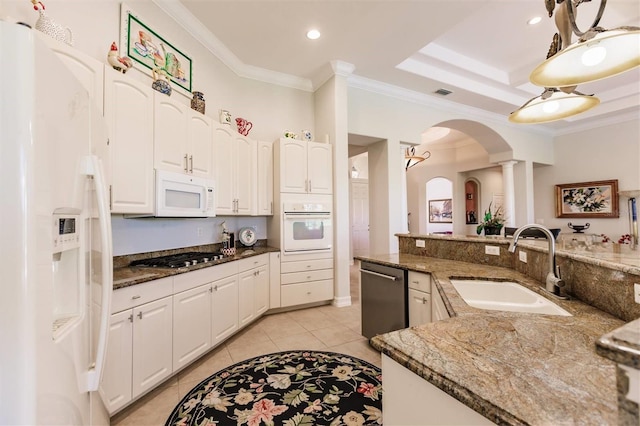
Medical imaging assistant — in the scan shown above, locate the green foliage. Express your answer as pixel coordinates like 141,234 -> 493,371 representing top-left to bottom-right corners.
476,202 -> 505,235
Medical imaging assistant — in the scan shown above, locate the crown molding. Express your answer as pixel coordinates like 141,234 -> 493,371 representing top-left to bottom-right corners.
152,0 -> 313,92
151,0 -> 638,136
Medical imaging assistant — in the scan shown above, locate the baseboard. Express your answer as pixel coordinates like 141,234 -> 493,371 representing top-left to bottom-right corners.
332,296 -> 352,307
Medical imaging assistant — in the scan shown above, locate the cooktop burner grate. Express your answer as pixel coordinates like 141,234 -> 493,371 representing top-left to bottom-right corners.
130,252 -> 223,268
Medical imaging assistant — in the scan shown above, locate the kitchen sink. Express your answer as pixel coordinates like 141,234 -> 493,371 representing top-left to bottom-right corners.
450,279 -> 572,316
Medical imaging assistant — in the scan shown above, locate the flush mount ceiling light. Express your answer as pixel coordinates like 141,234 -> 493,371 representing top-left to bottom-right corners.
530,0 -> 640,88
306,29 -> 321,40
528,16 -> 542,25
509,88 -> 600,124
405,147 -> 431,170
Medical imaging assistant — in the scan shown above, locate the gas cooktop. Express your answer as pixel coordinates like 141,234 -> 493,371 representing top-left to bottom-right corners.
130,252 -> 223,268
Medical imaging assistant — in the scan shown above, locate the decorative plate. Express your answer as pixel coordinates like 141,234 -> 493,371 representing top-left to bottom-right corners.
238,227 -> 257,247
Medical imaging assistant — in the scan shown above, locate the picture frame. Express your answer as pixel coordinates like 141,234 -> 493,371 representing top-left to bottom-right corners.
555,179 -> 619,218
120,3 -> 192,93
429,199 -> 452,223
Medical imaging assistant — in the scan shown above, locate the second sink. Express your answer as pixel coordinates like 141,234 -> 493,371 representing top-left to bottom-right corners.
450,279 -> 572,316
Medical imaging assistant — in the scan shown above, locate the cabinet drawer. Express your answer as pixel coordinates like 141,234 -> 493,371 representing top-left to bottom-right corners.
112,277 -> 173,314
281,280 -> 333,307
237,254 -> 268,273
173,261 -> 238,294
280,258 -> 333,274
408,271 -> 431,293
281,269 -> 333,285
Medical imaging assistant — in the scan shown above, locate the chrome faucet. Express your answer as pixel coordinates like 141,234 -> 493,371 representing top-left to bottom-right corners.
508,224 -> 567,298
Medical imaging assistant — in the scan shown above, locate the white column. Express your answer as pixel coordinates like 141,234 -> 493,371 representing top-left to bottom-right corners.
500,161 -> 518,227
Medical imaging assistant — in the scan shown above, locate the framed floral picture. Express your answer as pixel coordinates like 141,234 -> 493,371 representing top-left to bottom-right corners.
555,179 -> 619,218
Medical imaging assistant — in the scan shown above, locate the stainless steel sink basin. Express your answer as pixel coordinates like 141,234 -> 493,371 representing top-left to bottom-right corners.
450,279 -> 572,316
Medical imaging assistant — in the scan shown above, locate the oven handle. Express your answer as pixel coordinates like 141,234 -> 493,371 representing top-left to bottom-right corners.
360,269 -> 398,281
284,247 -> 332,253
284,213 -> 331,220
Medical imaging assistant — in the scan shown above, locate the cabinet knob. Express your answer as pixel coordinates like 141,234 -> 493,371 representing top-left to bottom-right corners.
412,281 -> 419,285
131,295 -> 141,300
214,285 -> 218,291
307,276 -> 311,280
422,297 -> 428,304
128,314 -> 133,323
306,291 -> 311,295
137,311 -> 143,320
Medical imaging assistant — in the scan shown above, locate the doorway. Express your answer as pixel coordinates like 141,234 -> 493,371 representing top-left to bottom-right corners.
351,179 -> 369,257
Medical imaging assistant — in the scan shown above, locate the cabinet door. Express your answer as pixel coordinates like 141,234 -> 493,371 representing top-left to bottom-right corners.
101,310 -> 133,414
432,287 -> 450,321
307,142 -> 333,194
211,275 -> 239,346
104,69 -> 154,214
408,289 -> 431,326
256,140 -> 273,215
254,265 -> 269,316
154,95 -> 188,174
235,136 -> 256,215
238,269 -> 256,328
279,139 -> 307,193
213,126 -> 235,215
188,112 -> 214,179
132,296 -> 173,398
173,284 -> 212,371
43,35 -> 104,114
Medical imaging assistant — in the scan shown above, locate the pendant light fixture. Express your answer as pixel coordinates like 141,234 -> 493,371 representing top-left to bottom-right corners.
509,88 -> 600,123
530,0 -> 639,88
405,147 -> 431,170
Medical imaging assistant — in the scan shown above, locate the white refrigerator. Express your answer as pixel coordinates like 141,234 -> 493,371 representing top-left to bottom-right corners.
0,21 -> 112,425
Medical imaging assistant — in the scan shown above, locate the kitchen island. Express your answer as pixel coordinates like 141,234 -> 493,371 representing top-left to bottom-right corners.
357,250 -> 628,424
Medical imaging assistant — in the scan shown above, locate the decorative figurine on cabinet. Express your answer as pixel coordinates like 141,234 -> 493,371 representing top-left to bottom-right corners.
107,42 -> 133,74
151,68 -> 172,96
31,0 -> 73,46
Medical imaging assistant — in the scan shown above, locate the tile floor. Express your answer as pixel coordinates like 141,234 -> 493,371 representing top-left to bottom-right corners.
111,260 -> 379,425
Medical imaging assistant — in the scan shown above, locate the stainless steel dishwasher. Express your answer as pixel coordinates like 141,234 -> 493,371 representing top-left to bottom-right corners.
360,261 -> 407,338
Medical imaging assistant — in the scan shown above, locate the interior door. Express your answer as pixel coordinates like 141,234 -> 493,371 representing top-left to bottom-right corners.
351,179 -> 369,257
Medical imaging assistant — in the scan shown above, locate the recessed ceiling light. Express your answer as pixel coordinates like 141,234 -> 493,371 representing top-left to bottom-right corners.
306,29 -> 321,40
528,16 -> 542,25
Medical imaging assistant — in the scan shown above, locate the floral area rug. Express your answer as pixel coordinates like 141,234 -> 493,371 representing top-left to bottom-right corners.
165,350 -> 382,426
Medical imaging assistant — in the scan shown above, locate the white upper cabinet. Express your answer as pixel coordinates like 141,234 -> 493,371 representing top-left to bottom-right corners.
154,94 -> 214,180
103,68 -> 154,214
276,138 -> 332,194
40,34 -> 104,114
257,141 -> 274,215
213,126 -> 257,215
307,142 -> 333,194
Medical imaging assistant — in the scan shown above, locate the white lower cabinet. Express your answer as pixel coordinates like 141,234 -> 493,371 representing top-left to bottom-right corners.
382,354 -> 494,425
432,285 -> 451,321
101,310 -> 133,413
238,254 -> 269,328
408,271 -> 431,326
104,256 -> 272,414
131,296 -> 173,398
211,275 -> 239,345
280,254 -> 334,307
173,284 -> 212,372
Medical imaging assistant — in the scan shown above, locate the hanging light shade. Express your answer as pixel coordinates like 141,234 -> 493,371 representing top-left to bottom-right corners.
529,0 -> 640,88
509,88 -> 600,124
405,147 -> 431,170
530,26 -> 640,87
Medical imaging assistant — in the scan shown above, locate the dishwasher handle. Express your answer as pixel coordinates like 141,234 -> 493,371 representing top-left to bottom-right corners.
360,269 -> 398,281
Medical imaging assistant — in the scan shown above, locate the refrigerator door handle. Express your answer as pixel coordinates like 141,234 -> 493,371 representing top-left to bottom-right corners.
83,155 -> 113,392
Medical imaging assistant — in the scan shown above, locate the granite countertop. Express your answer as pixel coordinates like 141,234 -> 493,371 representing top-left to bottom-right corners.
396,233 -> 640,274
113,245 -> 280,290
358,253 -> 624,425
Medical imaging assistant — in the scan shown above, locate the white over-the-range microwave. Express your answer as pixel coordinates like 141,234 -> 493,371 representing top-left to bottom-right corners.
153,170 -> 215,217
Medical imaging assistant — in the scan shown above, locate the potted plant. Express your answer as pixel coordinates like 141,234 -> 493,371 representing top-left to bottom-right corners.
476,202 -> 505,236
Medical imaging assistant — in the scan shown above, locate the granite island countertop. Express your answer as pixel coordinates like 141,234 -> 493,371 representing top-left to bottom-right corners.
358,253 -> 625,425
113,245 -> 280,290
